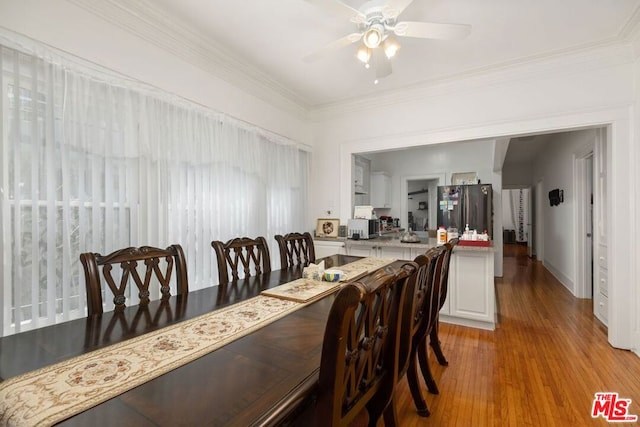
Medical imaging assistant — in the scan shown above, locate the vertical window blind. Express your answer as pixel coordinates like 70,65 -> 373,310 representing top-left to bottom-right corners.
0,36 -> 309,337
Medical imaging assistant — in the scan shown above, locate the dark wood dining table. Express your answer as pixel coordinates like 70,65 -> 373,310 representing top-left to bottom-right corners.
0,254 -> 398,426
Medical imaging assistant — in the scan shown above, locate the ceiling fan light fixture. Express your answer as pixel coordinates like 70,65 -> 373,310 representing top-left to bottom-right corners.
363,23 -> 384,48
356,45 -> 372,64
382,37 -> 400,59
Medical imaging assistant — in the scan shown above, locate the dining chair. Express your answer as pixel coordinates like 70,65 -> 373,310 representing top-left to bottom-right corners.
80,244 -> 189,316
211,236 -> 271,285
274,232 -> 316,269
405,245 -> 447,417
313,265 -> 415,427
429,238 -> 459,368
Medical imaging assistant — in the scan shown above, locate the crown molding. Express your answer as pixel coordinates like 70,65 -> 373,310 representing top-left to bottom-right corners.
67,0 -> 310,119
68,0 -> 640,121
622,5 -> 640,60
309,40 -> 635,121
310,4 -> 640,118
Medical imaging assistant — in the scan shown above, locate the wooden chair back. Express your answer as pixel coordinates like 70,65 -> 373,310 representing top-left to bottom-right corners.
403,245 -> 447,416
412,246 -> 447,344
314,265 -> 415,427
211,236 -> 271,285
439,238 -> 459,310
274,232 -> 316,269
428,237 -> 460,369
80,244 -> 188,316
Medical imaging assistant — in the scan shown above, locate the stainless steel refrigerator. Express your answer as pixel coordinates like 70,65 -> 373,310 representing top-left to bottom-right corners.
437,184 -> 493,238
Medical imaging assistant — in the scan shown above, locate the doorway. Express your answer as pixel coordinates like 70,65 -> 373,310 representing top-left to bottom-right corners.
400,173 -> 445,236
407,178 -> 438,236
575,151 -> 594,299
502,188 -> 532,248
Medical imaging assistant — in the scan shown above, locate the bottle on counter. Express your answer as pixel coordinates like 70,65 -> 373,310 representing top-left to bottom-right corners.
437,226 -> 447,246
463,224 -> 470,240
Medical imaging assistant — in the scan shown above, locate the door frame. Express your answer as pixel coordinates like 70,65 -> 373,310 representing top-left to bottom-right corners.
574,149 -> 594,299
525,187 -> 533,257
534,179 -> 544,261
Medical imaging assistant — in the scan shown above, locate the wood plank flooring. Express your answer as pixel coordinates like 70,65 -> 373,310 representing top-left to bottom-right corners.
391,244 -> 640,426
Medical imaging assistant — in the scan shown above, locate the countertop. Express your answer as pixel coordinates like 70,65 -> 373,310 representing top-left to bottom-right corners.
313,236 -> 347,242
315,233 -> 496,252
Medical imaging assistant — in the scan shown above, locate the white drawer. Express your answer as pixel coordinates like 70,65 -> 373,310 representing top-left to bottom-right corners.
596,292 -> 608,325
597,245 -> 608,269
598,268 -> 608,297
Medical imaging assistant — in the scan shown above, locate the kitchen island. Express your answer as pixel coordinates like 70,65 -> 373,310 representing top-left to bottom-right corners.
314,234 -> 497,330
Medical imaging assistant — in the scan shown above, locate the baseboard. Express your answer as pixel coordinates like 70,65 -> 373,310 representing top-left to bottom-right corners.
542,260 -> 575,295
439,314 -> 495,331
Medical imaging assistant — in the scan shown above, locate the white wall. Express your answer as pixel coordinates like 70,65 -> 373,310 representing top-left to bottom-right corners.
0,0 -> 310,145
633,36 -> 640,357
532,130 -> 596,294
503,162 -> 534,188
311,47 -> 634,224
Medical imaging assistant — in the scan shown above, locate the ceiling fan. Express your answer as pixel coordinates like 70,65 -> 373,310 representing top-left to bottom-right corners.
304,0 -> 471,82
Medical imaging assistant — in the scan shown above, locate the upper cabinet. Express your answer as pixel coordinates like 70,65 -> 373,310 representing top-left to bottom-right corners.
371,171 -> 391,209
354,165 -> 365,194
353,155 -> 371,207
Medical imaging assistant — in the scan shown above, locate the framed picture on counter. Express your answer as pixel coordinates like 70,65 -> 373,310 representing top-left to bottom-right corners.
316,218 -> 340,238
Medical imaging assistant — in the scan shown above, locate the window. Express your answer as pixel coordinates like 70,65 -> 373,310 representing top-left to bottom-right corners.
0,39 -> 308,337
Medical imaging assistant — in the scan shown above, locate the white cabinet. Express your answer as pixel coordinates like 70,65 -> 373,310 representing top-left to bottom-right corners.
442,250 -> 495,329
593,131 -> 608,326
594,251 -> 609,325
347,243 -> 378,257
370,172 -> 391,209
345,241 -> 496,330
313,240 -> 345,259
379,245 -> 410,259
346,242 -> 410,259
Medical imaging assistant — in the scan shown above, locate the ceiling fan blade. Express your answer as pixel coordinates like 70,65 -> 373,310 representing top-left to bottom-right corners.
303,0 -> 366,22
372,48 -> 392,79
394,21 -> 471,40
303,32 -> 362,63
382,0 -> 416,19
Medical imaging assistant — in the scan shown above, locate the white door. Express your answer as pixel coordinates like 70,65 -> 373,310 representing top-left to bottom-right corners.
526,187 -> 533,257
535,180 -> 544,260
586,155 -> 594,296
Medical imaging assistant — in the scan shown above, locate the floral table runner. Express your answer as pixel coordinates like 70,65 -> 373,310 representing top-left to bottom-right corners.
261,257 -> 397,303
0,257 -> 395,427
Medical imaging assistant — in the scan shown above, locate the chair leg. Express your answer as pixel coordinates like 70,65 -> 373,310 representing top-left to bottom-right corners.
367,403 -> 383,427
430,320 -> 449,366
382,397 -> 399,427
417,339 -> 439,395
406,351 -> 431,417
366,387 -> 390,427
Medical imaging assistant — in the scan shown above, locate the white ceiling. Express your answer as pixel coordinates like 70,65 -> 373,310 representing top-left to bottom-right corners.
141,0 -> 639,108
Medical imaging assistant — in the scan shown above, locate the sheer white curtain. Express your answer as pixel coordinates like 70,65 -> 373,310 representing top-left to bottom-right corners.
503,189 -> 529,242
0,34 -> 309,336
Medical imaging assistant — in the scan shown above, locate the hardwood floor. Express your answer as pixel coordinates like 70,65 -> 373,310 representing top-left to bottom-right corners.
391,244 -> 640,426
